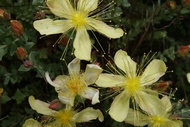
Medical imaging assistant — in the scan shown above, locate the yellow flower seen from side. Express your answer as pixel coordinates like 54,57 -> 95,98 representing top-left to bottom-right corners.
24,96 -> 104,127
125,96 -> 183,127
46,58 -> 102,106
95,49 -> 167,122
33,0 -> 124,61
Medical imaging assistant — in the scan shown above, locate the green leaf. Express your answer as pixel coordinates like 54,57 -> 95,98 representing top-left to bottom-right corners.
123,0 -> 131,7
18,64 -> 31,72
32,0 -> 44,5
0,65 -> 7,75
9,41 -> 18,56
12,89 -> 26,104
0,45 -> 8,61
4,75 -> 10,85
25,42 -> 35,49
1,91 -> 11,104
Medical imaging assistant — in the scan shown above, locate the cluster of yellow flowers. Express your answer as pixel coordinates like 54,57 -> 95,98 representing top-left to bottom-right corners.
23,0 -> 183,127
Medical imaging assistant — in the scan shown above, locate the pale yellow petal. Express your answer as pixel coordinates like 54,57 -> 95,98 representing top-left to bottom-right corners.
114,49 -> 137,77
140,59 -> 167,86
187,73 -> 190,84
28,96 -> 55,116
161,96 -> 172,112
84,64 -> 103,85
53,75 -> 69,87
58,91 -> 76,106
47,0 -> 74,18
135,91 -> 165,116
22,118 -> 41,127
88,19 -> 124,38
77,0 -> 98,13
75,107 -> 104,122
173,120 -> 183,127
73,28 -> 91,61
68,58 -> 81,75
33,19 -> 73,35
124,109 -> 149,126
95,74 -> 125,87
80,87 -> 100,104
109,91 -> 130,122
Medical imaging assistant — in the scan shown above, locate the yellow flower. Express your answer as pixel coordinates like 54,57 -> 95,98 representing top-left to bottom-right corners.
95,49 -> 167,122
23,118 -> 43,127
46,58 -> 102,106
33,0 -> 124,61
125,96 -> 183,127
186,73 -> 190,84
26,96 -> 104,127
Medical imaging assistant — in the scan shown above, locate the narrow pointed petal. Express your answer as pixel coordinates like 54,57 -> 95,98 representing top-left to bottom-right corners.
88,19 -> 124,38
29,96 -> 55,116
187,73 -> 190,84
84,64 -> 103,85
33,19 -> 73,35
45,72 -> 60,87
125,109 -> 149,126
135,91 -> 165,116
114,49 -> 137,77
95,74 -> 125,87
68,58 -> 81,75
80,87 -> 100,104
58,91 -> 75,106
140,59 -> 167,86
47,0 -> 74,18
75,107 -> 104,122
109,91 -> 130,122
23,118 -> 41,127
73,28 -> 91,61
77,0 -> 98,12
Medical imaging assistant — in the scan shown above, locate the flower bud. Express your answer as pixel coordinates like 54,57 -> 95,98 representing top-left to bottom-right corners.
0,9 -> 10,19
178,45 -> 190,57
23,60 -> 33,68
3,11 -> 11,20
0,9 -> 4,18
182,0 -> 190,6
58,36 -> 68,46
154,80 -> 172,91
10,20 -> 24,36
49,99 -> 64,111
169,1 -> 176,9
16,47 -> 28,60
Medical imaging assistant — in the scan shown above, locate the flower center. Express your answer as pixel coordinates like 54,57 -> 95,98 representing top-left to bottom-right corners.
53,109 -> 75,126
124,77 -> 142,96
66,74 -> 85,95
152,116 -> 166,125
71,11 -> 87,28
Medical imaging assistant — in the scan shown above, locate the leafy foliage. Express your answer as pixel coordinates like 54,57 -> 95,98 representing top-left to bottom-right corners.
1,0 -> 190,127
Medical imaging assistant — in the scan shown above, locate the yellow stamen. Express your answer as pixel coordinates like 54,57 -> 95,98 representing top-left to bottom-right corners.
53,109 -> 75,126
71,11 -> 87,28
152,115 -> 166,125
124,77 -> 142,96
66,74 -> 86,95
